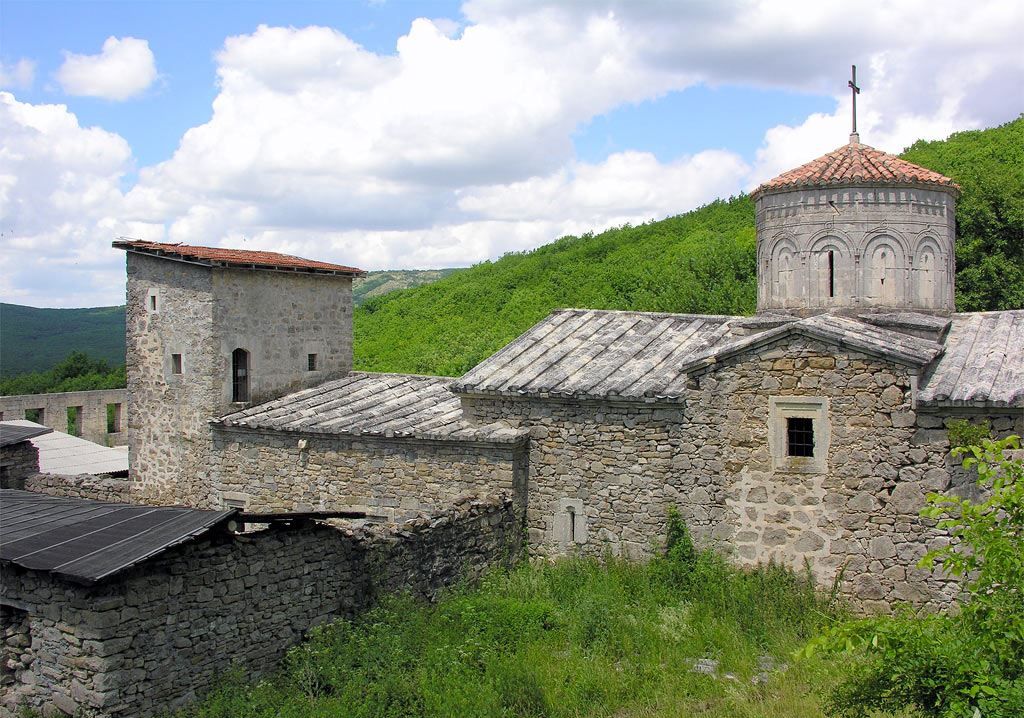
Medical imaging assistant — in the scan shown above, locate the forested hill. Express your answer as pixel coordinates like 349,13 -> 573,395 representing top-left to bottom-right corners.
0,304 -> 126,378
354,116 -> 1023,376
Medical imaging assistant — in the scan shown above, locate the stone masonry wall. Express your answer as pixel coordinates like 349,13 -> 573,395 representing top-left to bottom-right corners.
125,253 -> 217,506
0,494 -> 520,718
210,427 -> 529,519
24,473 -> 131,503
0,442 -> 39,490
462,397 -> 709,560
211,270 -> 354,408
684,336 -> 1021,610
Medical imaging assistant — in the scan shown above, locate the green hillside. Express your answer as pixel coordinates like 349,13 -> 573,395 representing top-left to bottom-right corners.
354,116 -> 1024,376
354,268 -> 463,306
0,303 -> 126,378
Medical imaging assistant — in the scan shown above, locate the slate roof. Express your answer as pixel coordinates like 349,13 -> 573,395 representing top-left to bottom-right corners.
451,309 -> 737,402
0,490 -> 234,584
751,139 -> 959,198
215,372 -> 527,444
113,239 -> 365,276
0,422 -> 52,448
918,310 -> 1024,409
678,314 -> 945,375
3,420 -> 128,475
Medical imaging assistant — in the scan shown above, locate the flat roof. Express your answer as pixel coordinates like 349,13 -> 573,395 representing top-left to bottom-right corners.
113,239 -> 365,277
0,490 -> 235,584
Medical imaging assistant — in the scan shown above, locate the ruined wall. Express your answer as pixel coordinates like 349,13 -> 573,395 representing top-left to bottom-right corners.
24,472 -> 131,503
211,270 -> 354,407
0,442 -> 39,490
210,427 -> 528,518
0,389 -> 126,447
0,495 -> 521,718
125,253 -> 217,505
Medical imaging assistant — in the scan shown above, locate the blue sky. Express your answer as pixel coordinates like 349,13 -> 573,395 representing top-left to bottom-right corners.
1,0 -> 1021,307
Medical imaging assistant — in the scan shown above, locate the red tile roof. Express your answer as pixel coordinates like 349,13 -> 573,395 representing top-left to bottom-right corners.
112,239 -> 365,276
751,138 -> 959,198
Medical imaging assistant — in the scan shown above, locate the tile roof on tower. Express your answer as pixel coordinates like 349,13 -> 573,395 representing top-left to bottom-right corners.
113,239 -> 365,276
751,139 -> 959,198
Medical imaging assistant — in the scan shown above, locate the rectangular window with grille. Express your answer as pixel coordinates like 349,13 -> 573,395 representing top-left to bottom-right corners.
787,417 -> 815,457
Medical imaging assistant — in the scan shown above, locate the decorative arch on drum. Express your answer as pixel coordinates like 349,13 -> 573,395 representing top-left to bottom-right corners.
912,234 -> 946,309
861,232 -> 908,306
766,234 -> 802,308
807,230 -> 854,307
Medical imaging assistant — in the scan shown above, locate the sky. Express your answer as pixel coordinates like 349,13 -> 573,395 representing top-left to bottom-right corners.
1,0 -> 1021,309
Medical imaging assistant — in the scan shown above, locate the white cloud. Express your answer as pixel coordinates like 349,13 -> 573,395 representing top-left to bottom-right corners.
56,36 -> 158,100
0,59 -> 36,90
4,1 -> 1024,307
0,92 -> 139,307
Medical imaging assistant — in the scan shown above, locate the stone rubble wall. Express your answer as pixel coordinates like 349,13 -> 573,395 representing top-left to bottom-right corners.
210,426 -> 529,519
0,494 -> 521,718
0,389 -> 126,448
0,442 -> 40,489
23,473 -> 131,504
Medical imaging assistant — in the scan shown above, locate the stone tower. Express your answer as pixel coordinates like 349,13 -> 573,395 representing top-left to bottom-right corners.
113,239 -> 364,506
751,134 -> 960,315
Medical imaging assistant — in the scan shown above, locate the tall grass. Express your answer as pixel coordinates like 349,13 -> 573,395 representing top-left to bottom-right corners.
180,540 -> 846,718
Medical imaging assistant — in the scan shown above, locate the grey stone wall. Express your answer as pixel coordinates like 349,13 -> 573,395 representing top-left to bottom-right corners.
0,442 -> 39,490
24,472 -> 131,503
210,426 -> 529,518
211,269 -> 353,408
462,396 -> 702,560
126,253 -> 218,505
0,494 -> 520,718
755,184 -> 957,314
462,336 -> 1022,610
0,389 -> 126,447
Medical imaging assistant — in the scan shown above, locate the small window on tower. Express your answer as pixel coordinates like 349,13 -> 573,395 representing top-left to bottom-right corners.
171,354 -> 183,374
787,417 -> 814,457
307,353 -> 318,371
150,295 -> 157,311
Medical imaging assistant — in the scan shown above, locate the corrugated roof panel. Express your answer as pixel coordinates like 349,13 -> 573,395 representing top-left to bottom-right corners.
0,490 -> 234,584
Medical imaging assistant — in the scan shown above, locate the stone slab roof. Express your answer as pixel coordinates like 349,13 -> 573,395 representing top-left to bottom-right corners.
451,309 -> 737,402
215,372 -> 526,445
113,239 -> 365,276
751,139 -> 959,198
0,489 -> 234,584
679,313 -> 945,375
918,310 -> 1024,409
3,420 -> 128,475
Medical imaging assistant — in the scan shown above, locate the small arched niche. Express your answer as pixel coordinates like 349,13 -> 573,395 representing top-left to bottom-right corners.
808,235 -> 852,307
913,237 -> 947,309
862,234 -> 907,307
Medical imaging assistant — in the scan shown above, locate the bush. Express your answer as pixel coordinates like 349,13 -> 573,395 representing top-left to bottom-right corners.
805,435 -> 1024,717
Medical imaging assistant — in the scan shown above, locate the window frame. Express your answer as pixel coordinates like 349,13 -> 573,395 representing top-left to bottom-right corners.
231,348 -> 250,403
769,396 -> 830,473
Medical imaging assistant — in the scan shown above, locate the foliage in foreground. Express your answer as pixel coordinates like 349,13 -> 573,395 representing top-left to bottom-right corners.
0,351 -> 125,397
807,436 -> 1024,717
181,528 -> 842,718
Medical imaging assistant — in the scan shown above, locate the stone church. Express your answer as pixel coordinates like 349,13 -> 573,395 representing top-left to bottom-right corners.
113,131 -> 1023,609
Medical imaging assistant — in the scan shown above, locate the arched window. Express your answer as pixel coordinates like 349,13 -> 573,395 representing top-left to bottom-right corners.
232,348 -> 250,403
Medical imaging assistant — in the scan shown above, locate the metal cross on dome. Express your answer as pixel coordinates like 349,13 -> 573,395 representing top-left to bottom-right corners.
848,64 -> 861,136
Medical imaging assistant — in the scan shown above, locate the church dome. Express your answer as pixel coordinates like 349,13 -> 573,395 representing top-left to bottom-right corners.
752,137 -> 959,199
753,135 -> 959,316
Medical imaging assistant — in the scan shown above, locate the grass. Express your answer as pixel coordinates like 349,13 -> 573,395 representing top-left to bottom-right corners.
179,547 -> 849,718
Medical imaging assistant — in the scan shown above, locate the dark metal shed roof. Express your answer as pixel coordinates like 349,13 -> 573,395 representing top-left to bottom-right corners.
1,422 -> 53,448
0,490 -> 235,584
